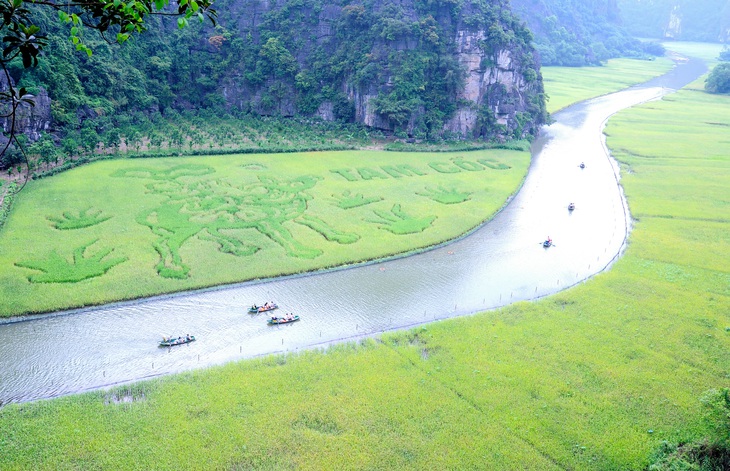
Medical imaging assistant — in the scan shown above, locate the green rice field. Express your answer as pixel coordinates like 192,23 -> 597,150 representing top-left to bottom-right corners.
0,45 -> 727,469
0,149 -> 529,317
542,57 -> 674,113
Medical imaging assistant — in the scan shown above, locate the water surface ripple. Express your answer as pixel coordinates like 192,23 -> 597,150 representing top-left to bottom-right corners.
0,58 -> 705,405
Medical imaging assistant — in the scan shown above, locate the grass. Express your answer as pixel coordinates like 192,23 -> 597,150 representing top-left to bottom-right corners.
0,149 -> 530,316
543,57 -> 674,113
1,46 -> 727,469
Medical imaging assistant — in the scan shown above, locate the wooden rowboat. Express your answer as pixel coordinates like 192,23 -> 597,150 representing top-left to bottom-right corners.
248,303 -> 278,314
268,315 -> 300,325
159,335 -> 195,347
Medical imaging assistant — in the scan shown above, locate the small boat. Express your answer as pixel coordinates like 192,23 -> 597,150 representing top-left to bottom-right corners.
543,239 -> 552,248
568,203 -> 575,211
579,162 -> 585,169
248,303 -> 278,314
159,335 -> 195,347
268,315 -> 300,325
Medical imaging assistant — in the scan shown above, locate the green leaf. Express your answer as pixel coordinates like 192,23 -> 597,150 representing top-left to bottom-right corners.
177,17 -> 188,28
71,26 -> 78,36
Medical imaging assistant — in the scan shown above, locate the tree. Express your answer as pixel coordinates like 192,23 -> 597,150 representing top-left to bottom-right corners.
0,0 -> 217,188
705,63 -> 730,94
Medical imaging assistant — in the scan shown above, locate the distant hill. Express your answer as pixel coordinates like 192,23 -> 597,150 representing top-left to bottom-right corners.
509,0 -> 652,66
617,0 -> 730,42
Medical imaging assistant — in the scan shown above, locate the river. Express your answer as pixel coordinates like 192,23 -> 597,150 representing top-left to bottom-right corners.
0,57 -> 706,406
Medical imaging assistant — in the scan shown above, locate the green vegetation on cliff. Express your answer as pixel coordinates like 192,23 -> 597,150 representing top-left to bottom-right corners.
6,0 -> 546,165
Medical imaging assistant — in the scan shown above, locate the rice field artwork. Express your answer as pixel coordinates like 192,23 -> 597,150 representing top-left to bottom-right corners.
1,149 -> 527,315
416,185 -> 472,204
330,190 -> 383,210
365,204 -> 436,235
113,164 -> 360,279
47,207 -> 112,230
15,239 -> 127,283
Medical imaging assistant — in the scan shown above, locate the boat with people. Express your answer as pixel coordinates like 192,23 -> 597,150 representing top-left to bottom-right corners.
268,314 -> 300,325
248,302 -> 278,313
579,162 -> 585,169
568,202 -> 575,211
543,237 -> 553,248
159,334 -> 195,347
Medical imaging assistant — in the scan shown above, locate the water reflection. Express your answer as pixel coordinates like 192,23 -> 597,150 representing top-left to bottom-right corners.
0,58 -> 705,405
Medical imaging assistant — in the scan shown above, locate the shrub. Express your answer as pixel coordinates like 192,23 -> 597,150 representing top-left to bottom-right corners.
705,63 -> 730,94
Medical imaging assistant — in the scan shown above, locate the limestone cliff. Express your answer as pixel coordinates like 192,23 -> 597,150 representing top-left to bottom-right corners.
0,75 -> 52,142
213,0 -> 546,140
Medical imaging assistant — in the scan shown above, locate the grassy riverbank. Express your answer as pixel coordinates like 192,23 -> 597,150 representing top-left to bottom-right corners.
2,48 -> 726,469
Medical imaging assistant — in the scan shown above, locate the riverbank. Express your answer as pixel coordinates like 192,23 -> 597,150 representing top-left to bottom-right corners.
1,49 -> 726,469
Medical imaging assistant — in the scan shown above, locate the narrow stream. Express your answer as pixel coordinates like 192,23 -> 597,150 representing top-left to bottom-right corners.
0,57 -> 706,406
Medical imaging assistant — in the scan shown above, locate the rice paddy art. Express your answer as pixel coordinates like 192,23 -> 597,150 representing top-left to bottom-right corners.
365,204 -> 436,235
47,207 -> 112,230
114,164 -> 360,279
331,190 -> 383,209
15,239 -> 127,283
416,185 -> 472,204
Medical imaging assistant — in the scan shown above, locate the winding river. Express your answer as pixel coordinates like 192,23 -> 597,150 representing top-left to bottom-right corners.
0,57 -> 706,406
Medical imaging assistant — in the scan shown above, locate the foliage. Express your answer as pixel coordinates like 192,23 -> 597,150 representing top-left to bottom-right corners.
701,388 -> 730,439
510,0 -> 656,66
647,389 -> 730,470
0,181 -> 17,229
4,0 -> 545,158
720,48 -> 730,62
0,0 -> 216,184
705,63 -> 730,94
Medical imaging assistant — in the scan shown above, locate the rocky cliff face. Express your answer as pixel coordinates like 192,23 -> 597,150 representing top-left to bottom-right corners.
0,75 -> 52,142
444,33 -> 536,137
214,0 -> 546,140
